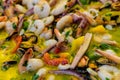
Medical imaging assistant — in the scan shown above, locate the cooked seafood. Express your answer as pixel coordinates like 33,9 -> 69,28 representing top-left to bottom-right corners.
0,0 -> 120,80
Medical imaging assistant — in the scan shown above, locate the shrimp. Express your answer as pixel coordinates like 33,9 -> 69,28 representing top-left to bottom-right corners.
15,4 -> 27,13
44,39 -> 57,47
4,5 -> 14,18
54,29 -> 64,42
50,0 -> 76,16
22,0 -> 40,9
67,0 -> 76,8
26,58 -> 44,71
40,29 -> 52,40
56,13 -> 87,30
56,15 -> 73,30
10,16 -> 18,24
29,20 -> 45,35
36,68 -> 48,79
18,48 -> 33,74
43,53 -> 68,66
42,16 -> 54,26
50,0 -> 68,16
34,0 -> 50,18
49,0 -> 57,7
5,21 -> 15,35
0,22 -> 6,29
0,16 -> 7,22
58,64 -> 70,70
98,65 -> 120,80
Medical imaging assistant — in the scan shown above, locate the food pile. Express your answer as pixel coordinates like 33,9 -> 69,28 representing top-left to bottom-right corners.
0,0 -> 120,80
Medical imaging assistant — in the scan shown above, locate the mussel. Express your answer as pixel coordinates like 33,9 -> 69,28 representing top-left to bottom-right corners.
1,60 -> 17,71
96,57 -> 116,66
20,32 -> 38,49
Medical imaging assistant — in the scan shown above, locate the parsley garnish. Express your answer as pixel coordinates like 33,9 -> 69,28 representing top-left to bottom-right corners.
65,5 -> 67,8
99,43 -> 110,50
105,13 -> 112,16
12,23 -> 17,29
32,74 -> 39,80
23,21 -> 29,31
106,77 -> 110,80
79,0 -> 90,5
65,30 -> 71,38
1,45 -> 6,49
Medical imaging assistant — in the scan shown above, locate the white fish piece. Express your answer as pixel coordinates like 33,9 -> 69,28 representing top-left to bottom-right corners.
42,16 -> 54,26
29,20 -> 45,35
40,29 -> 52,40
22,0 -> 40,9
27,58 -> 44,71
44,39 -> 57,47
15,4 -> 27,13
51,0 -> 67,16
34,0 -> 50,18
5,21 -> 15,35
56,15 -> 73,30
36,68 -> 48,76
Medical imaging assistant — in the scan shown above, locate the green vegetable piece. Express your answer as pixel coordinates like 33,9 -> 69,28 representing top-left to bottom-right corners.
79,0 -> 90,5
98,43 -> 120,54
64,5 -> 67,9
32,74 -> 39,80
105,13 -> 112,16
110,45 -> 120,53
86,50 -> 100,60
0,45 -> 6,49
106,77 -> 110,80
65,30 -> 71,38
23,21 -> 29,31
99,43 -> 110,50
12,23 -> 17,29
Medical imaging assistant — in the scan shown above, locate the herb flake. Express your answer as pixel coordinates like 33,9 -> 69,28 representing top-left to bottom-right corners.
106,77 -> 110,80
0,45 -> 6,49
12,23 -> 17,30
32,74 -> 39,80
23,21 -> 29,31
